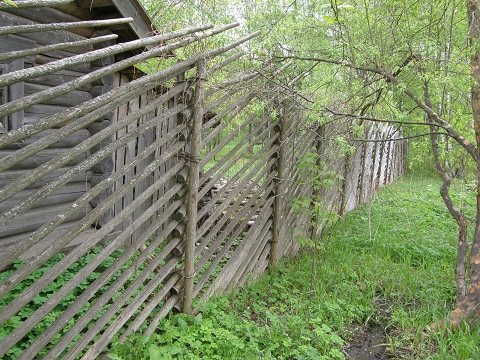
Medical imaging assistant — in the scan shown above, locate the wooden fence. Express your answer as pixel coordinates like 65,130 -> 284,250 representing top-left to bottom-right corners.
0,3 -> 406,359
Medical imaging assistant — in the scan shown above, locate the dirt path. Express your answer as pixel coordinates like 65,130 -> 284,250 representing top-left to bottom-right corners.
344,324 -> 389,360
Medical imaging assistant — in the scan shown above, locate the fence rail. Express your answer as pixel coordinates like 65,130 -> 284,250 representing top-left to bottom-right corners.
0,4 -> 407,359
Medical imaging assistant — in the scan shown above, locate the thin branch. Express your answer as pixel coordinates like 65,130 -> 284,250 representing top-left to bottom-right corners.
322,107 -> 442,127
278,54 -> 478,162
348,132 -> 446,143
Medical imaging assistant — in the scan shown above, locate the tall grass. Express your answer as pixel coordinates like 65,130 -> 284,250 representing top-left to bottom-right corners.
109,173 -> 480,359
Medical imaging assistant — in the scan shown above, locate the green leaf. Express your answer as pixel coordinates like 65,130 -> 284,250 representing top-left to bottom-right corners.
322,15 -> 337,24
148,344 -> 162,360
177,316 -> 188,330
194,312 -> 203,325
2,0 -> 17,7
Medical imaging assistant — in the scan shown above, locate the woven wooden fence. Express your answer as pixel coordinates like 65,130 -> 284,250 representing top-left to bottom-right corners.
0,3 -> 407,359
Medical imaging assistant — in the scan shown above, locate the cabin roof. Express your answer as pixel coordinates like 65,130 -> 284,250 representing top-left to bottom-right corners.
55,0 -> 155,44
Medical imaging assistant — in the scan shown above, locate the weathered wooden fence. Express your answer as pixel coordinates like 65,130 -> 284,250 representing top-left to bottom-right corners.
0,2 -> 406,359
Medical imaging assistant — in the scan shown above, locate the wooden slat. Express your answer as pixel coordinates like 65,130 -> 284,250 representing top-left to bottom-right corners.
0,167 -> 92,189
26,201 -> 182,360
0,202 -> 92,240
3,129 -> 90,149
0,18 -> 135,36
113,73 -> 128,224
25,83 -> 91,106
0,0 -> 73,9
0,181 -> 183,357
0,182 -> 88,213
194,180 -> 275,298
0,148 -> 87,169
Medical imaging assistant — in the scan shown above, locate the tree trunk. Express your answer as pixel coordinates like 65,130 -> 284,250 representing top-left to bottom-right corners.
445,0 -> 480,325
423,83 -> 469,305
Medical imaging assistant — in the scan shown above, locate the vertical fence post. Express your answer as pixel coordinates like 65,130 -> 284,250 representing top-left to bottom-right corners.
270,101 -> 288,268
313,124 -> 324,239
183,59 -> 206,314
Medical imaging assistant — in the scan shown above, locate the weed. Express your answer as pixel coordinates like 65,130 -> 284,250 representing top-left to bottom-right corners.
108,174 -> 480,359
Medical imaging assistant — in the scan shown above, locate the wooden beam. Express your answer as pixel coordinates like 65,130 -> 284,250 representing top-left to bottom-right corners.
0,17 -> 135,36
0,0 -> 73,9
0,34 -> 118,62
111,0 -> 153,39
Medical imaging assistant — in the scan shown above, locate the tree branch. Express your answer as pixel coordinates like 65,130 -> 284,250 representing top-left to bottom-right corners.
323,107 -> 442,127
278,54 -> 478,162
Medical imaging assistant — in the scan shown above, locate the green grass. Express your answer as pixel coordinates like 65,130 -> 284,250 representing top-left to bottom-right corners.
109,173 -> 480,359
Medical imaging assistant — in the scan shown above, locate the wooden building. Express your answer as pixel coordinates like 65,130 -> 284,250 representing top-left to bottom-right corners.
0,0 -> 157,260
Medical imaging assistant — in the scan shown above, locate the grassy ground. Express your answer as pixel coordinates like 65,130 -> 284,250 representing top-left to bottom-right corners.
109,173 -> 480,359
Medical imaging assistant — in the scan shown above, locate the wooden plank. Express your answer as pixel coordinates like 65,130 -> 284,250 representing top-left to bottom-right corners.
0,202 -> 93,238
0,182 -> 88,213
1,140 -> 184,271
113,73 -> 127,224
0,0 -> 73,9
5,7 -> 95,38
0,17 -> 134,36
1,224 -> 97,265
194,181 -> 275,298
29,70 -> 96,91
0,34 -> 36,52
0,178 -> 183,334
78,255 -> 180,359
54,189 -> 183,359
111,0 -> 153,39
4,129 -> 90,149
0,11 -> 89,51
133,91 -> 152,237
122,92 -> 140,246
235,220 -> 272,288
23,202 -> 182,360
25,83 -> 92,107
0,167 -> 92,189
35,53 -> 92,73
0,148 -> 87,169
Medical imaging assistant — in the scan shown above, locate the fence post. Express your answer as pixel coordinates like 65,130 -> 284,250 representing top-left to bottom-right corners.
270,101 -> 288,268
183,59 -> 206,314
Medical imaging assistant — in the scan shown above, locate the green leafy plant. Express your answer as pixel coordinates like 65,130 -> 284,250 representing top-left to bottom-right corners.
2,0 -> 17,6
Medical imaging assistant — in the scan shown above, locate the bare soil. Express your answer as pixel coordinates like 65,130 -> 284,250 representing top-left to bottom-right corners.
344,324 -> 389,360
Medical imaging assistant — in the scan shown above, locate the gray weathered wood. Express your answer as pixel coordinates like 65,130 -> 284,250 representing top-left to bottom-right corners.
0,202 -> 92,238
0,85 -> 189,193
0,182 -> 87,213
1,223 -> 95,266
23,202 -> 182,360
0,177 -> 183,343
25,83 -> 91,106
5,6 -> 94,37
0,134 -> 185,271
3,129 -> 90,149
0,167 -> 92,189
0,11 -> 89,50
0,17 -> 134,36
194,181 -> 274,297
0,0 -> 73,9
0,24 -> 217,120
0,25 -> 253,149
183,59 -> 206,314
0,119 -> 184,274
270,102 -> 288,267
0,23 -> 215,88
231,217 -> 272,290
0,148 -> 87,169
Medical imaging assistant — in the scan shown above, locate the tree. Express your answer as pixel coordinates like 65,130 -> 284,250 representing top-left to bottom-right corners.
246,0 -> 480,324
